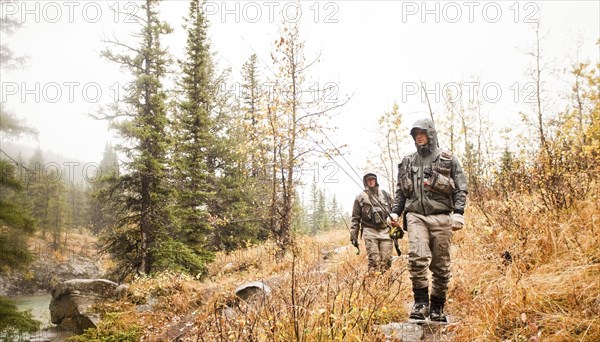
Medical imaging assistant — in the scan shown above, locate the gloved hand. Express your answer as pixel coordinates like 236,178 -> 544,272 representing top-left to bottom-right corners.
387,213 -> 400,227
350,229 -> 358,241
450,213 -> 464,231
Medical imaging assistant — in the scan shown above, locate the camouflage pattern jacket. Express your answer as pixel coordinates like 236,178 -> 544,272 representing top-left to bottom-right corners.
392,119 -> 468,217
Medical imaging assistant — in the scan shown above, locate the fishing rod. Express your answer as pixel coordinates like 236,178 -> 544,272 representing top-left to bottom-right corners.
309,129 -> 397,221
306,131 -> 403,255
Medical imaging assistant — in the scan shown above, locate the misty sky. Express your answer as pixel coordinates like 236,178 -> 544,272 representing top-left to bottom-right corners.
1,0 -> 598,211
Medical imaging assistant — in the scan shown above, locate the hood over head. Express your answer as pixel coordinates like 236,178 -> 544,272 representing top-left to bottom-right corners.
410,118 -> 439,156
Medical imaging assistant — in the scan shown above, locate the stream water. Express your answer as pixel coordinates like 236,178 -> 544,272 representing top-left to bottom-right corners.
10,293 -> 53,328
8,294 -> 77,342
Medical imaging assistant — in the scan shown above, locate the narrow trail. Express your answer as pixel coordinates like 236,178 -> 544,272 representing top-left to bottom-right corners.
320,243 -> 460,341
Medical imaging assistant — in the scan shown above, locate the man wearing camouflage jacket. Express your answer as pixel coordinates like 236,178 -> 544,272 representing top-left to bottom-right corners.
390,118 -> 468,322
350,173 -> 394,273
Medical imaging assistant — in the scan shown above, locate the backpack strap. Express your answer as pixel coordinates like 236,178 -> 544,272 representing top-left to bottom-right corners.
398,155 -> 415,198
381,189 -> 392,207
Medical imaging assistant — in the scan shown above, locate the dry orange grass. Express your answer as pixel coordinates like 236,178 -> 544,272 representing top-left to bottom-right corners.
84,185 -> 600,341
450,188 -> 600,341
190,243 -> 408,341
89,229 -> 410,341
196,228 -> 410,341
26,229 -> 100,260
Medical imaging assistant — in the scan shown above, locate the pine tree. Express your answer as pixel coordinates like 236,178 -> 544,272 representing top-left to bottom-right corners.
307,185 -> 331,235
24,149 -> 68,250
98,0 -> 197,277
317,189 -> 330,232
27,149 -> 49,237
240,54 -> 269,178
0,159 -> 35,270
45,170 -> 67,250
0,296 -> 40,341
170,1 -> 270,256
233,53 -> 272,242
67,181 -> 87,231
329,194 -> 343,229
308,181 -> 319,234
0,5 -> 36,270
170,0 -> 215,262
291,191 -> 309,234
88,144 -> 119,235
0,6 -> 41,334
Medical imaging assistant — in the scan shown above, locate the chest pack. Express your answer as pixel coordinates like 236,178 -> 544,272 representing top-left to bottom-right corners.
397,150 -> 456,197
360,189 -> 391,226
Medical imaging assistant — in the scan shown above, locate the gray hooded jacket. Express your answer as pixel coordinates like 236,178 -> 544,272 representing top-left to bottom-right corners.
350,173 -> 392,240
392,119 -> 468,216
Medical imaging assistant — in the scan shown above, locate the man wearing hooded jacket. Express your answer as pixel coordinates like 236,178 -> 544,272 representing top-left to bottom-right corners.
390,118 -> 468,322
350,173 -> 394,273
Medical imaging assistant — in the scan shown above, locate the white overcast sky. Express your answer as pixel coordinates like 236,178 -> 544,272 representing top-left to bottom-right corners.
1,0 -> 599,212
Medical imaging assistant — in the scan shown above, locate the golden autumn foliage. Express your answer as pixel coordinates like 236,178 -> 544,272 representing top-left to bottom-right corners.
80,179 -> 599,341
71,38 -> 600,342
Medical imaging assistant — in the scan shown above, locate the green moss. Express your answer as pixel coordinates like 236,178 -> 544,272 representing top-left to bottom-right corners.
67,312 -> 140,342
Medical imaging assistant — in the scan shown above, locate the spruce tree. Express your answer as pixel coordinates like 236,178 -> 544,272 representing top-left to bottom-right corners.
67,181 -> 87,232
0,160 -> 35,269
45,169 -> 67,250
329,194 -> 346,229
240,54 -> 269,178
235,53 -> 272,241
170,0 -> 215,265
98,0 -> 202,277
0,7 -> 41,335
25,149 -> 68,250
309,182 -> 319,234
88,144 -> 119,235
26,149 -> 49,237
171,0 -> 268,255
317,189 -> 330,232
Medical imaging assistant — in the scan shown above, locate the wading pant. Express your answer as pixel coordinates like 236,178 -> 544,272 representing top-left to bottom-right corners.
406,212 -> 453,298
363,227 -> 394,272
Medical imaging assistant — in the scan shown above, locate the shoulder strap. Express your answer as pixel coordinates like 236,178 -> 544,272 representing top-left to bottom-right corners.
381,189 -> 391,206
399,155 -> 413,174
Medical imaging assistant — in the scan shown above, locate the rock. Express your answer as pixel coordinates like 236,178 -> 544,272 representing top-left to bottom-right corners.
222,262 -> 235,272
373,322 -> 424,342
0,253 -> 104,296
219,305 -> 237,319
333,246 -> 352,254
26,326 -> 76,342
135,296 -> 158,313
322,245 -> 352,260
114,284 -> 129,299
49,279 -> 118,334
235,281 -> 271,302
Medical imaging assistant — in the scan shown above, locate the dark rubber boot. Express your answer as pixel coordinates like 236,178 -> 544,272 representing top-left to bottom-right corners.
409,287 -> 429,320
429,295 -> 447,322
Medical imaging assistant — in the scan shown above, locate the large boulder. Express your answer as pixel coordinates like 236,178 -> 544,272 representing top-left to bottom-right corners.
235,281 -> 271,303
0,254 -> 104,296
49,279 -> 119,334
